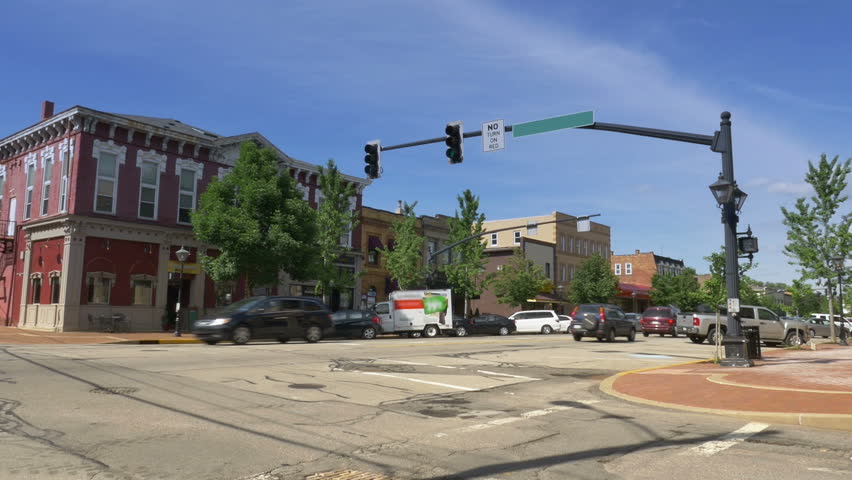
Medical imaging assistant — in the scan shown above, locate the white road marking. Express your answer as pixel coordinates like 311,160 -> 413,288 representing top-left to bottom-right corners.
358,371 -> 478,391
476,370 -> 540,381
808,467 -> 852,475
686,422 -> 769,456
434,400 -> 600,437
380,358 -> 458,369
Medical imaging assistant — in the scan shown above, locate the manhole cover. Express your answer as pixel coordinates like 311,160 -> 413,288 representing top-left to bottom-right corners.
306,470 -> 392,480
417,408 -> 459,418
90,387 -> 138,395
289,383 -> 326,389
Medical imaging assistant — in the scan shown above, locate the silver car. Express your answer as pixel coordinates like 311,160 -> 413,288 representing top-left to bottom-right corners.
805,317 -> 851,338
625,313 -> 644,332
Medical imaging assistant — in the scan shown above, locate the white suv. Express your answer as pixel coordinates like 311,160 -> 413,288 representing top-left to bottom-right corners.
508,310 -> 561,334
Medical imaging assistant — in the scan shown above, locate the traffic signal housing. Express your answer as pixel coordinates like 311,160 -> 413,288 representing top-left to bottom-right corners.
445,121 -> 464,164
364,140 -> 381,179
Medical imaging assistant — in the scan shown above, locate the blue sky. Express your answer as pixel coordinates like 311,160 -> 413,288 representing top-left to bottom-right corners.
2,0 -> 851,284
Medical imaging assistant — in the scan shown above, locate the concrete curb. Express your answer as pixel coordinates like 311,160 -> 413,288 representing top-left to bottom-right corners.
599,363 -> 852,432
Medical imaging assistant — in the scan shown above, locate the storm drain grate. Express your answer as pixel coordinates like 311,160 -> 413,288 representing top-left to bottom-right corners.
90,387 -> 139,395
306,470 -> 392,480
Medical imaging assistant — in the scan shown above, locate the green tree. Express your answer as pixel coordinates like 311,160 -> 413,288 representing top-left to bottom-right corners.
314,159 -> 359,304
444,189 -> 487,316
781,154 -> 852,338
569,254 -> 619,304
790,279 -> 823,318
650,267 -> 703,311
381,201 -> 425,290
193,141 -> 318,288
699,248 -> 760,309
490,248 -> 550,309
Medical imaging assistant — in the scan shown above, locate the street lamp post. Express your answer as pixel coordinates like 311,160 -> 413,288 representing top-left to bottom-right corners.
632,291 -> 637,313
832,256 -> 848,346
174,246 -> 190,337
708,112 -> 752,368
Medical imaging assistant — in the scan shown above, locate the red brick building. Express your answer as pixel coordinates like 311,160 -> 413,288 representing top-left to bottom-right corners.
610,250 -> 685,312
0,102 -> 368,331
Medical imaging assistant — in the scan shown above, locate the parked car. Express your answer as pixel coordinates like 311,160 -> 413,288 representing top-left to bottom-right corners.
508,310 -> 562,334
625,313 -> 643,332
804,317 -> 852,338
676,305 -> 809,346
558,315 -> 573,333
640,306 -> 679,337
193,296 -> 333,345
331,310 -> 382,339
570,304 -> 637,342
454,314 -> 516,336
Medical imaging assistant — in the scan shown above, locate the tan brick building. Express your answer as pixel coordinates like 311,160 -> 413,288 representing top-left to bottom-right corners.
610,250 -> 685,312
481,212 -> 611,307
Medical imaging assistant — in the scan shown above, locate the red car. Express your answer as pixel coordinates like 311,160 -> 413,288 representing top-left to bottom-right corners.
641,306 -> 679,337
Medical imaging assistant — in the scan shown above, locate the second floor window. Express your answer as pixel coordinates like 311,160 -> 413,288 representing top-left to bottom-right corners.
0,170 -> 5,217
178,168 -> 197,224
545,262 -> 551,278
490,233 -> 498,246
513,231 -> 521,245
615,263 -> 622,275
24,163 -> 35,219
139,161 -> 160,219
95,152 -> 118,214
60,148 -> 70,213
584,239 -> 589,256
570,264 -> 575,280
41,155 -> 53,216
625,262 -> 633,275
31,277 -> 42,304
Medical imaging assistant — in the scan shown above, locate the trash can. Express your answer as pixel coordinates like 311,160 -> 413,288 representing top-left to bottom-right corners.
743,326 -> 762,359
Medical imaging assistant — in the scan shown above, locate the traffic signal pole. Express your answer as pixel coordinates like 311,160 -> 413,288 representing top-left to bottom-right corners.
372,112 -> 750,367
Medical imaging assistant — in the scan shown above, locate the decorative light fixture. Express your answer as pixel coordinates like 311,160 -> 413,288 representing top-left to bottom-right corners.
709,176 -> 748,212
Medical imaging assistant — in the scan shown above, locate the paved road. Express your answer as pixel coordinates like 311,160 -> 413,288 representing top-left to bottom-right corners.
1,334 -> 850,479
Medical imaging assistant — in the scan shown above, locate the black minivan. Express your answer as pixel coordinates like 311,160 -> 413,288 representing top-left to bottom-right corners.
193,296 -> 333,345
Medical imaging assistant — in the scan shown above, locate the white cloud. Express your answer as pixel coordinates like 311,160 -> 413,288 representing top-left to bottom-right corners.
767,182 -> 812,195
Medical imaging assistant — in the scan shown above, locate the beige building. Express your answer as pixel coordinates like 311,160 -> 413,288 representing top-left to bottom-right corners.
482,212 -> 612,303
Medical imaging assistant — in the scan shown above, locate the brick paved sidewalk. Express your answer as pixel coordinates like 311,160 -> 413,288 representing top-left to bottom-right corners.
0,326 -> 199,345
602,344 -> 852,431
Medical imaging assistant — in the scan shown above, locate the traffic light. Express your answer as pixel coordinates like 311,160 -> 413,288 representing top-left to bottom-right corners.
445,121 -> 464,164
364,140 -> 381,179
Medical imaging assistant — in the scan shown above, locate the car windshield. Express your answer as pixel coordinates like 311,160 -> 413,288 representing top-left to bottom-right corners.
216,297 -> 265,314
643,307 -> 671,317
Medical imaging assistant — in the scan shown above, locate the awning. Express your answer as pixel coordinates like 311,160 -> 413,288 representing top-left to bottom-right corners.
527,292 -> 571,304
617,283 -> 651,300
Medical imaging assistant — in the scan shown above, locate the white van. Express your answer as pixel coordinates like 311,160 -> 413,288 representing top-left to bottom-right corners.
508,310 -> 561,334
372,289 -> 454,337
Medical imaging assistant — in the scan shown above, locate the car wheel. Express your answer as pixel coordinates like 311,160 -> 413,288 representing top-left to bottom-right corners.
541,325 -> 553,335
642,332 -> 650,337
809,329 -> 816,339
455,326 -> 468,337
361,327 -> 377,340
498,326 -> 510,336
277,337 -> 290,343
606,328 -> 616,342
707,327 -> 724,345
689,336 -> 705,344
305,325 -> 323,343
785,330 -> 804,347
573,333 -> 583,342
423,325 -> 439,338
232,325 -> 251,345
627,328 -> 636,342
203,339 -> 219,346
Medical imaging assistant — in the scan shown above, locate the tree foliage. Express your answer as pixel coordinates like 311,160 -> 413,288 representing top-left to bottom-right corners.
380,201 -> 425,290
490,248 -> 550,309
781,154 -> 852,284
790,279 -> 825,318
569,254 -> 619,304
314,159 -> 359,298
650,267 -> 703,311
699,248 -> 760,309
193,142 -> 318,288
444,189 -> 487,316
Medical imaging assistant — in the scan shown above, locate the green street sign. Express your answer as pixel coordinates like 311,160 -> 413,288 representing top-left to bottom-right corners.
512,111 -> 595,138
